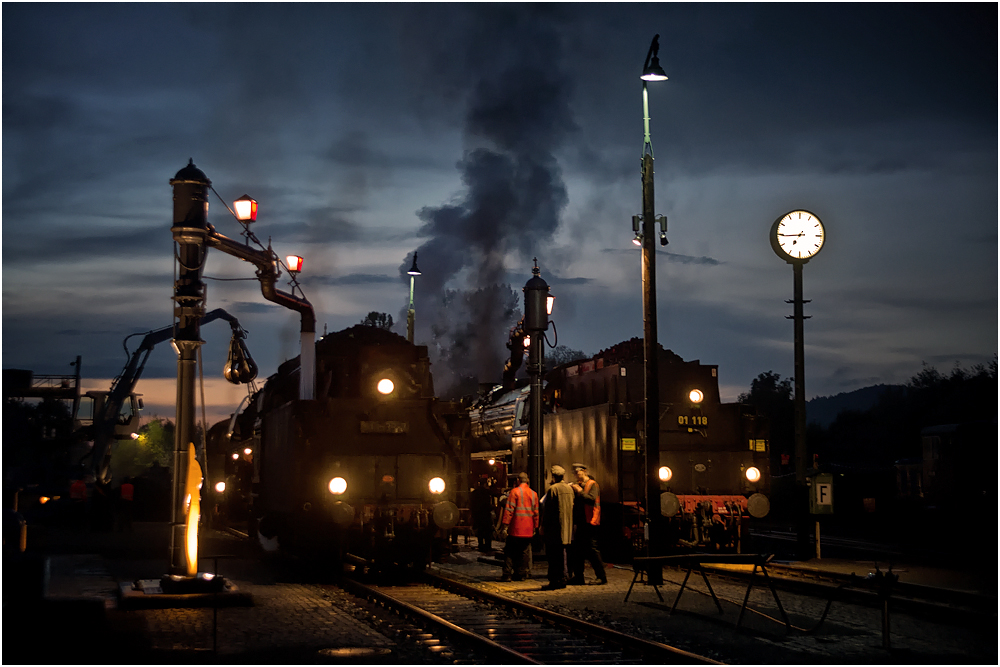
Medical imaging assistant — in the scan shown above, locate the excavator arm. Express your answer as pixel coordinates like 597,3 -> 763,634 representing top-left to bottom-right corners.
90,308 -> 256,485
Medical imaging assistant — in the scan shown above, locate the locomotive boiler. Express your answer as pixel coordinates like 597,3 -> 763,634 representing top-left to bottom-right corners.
224,325 -> 470,572
470,337 -> 771,557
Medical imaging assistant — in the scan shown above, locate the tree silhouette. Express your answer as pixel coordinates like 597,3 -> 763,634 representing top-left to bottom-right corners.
359,311 -> 394,330
738,371 -> 794,476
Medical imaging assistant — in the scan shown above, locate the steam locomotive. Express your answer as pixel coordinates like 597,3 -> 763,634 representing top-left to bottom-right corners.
221,325 -> 469,572
470,337 -> 771,557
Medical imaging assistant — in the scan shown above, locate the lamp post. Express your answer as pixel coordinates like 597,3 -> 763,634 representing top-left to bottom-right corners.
406,252 -> 421,344
639,35 -> 668,562
523,260 -> 553,493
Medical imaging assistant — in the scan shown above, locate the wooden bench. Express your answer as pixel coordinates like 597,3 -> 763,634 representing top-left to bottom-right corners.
626,553 -> 790,631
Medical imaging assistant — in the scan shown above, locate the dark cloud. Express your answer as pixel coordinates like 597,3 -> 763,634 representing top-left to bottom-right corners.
310,273 -> 396,286
663,252 -> 721,267
228,301 -> 281,315
2,225 -> 172,265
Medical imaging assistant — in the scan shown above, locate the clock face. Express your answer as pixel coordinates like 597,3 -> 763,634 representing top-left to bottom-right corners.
771,210 -> 825,261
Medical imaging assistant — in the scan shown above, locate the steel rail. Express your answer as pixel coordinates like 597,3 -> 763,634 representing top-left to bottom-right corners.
339,576 -> 540,664
423,570 -> 722,664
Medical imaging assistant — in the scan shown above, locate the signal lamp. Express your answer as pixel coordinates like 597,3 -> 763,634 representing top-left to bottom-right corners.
377,378 -> 394,395
328,477 -> 347,495
286,255 -> 303,275
547,294 -> 555,315
745,467 -> 761,483
488,458 -> 495,466
428,477 -> 446,495
233,195 -> 257,222
658,466 -> 672,482
688,389 -> 704,404
215,481 -> 226,493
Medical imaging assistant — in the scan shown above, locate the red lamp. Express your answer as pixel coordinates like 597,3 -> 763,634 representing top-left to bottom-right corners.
233,195 -> 257,222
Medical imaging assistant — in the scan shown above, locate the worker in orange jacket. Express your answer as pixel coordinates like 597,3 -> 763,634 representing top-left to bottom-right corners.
500,472 -> 538,581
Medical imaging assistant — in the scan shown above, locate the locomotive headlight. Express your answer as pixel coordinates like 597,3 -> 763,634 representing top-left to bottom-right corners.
328,477 -> 347,495
658,466 -> 672,482
745,467 -> 761,483
215,481 -> 226,493
376,378 -> 395,395
688,389 -> 704,404
428,477 -> 446,495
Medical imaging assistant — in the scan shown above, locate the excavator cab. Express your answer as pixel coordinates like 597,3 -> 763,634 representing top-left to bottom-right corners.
79,390 -> 144,438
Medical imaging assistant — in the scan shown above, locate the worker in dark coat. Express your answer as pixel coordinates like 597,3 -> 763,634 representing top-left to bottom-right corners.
568,463 -> 607,585
500,472 -> 539,581
540,465 -> 575,590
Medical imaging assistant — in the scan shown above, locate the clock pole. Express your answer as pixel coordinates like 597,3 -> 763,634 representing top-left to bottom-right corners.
788,261 -> 811,559
789,261 -> 808,488
772,209 -> 825,561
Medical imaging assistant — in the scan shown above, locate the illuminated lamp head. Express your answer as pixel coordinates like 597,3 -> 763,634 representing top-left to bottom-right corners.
377,378 -> 395,395
244,447 -> 253,456
233,194 -> 257,222
745,467 -> 761,483
231,453 -> 239,460
328,477 -> 347,495
658,466 -> 672,482
286,255 -> 303,275
428,477 -> 446,495
215,481 -> 226,493
688,389 -> 704,404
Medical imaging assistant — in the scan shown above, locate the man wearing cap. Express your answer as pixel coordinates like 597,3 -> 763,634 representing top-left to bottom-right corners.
540,465 -> 574,590
568,463 -> 607,585
500,472 -> 539,582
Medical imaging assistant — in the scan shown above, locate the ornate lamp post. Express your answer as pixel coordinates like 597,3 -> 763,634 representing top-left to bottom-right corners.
523,260 -> 553,492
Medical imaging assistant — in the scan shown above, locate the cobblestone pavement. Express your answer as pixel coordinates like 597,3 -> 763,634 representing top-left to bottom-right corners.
17,524 -> 996,664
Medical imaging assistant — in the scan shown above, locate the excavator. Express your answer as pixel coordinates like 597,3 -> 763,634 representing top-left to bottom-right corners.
86,308 -> 257,486
4,308 -> 257,489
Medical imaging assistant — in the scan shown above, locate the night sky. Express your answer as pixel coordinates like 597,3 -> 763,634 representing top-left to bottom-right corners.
3,3 -> 996,423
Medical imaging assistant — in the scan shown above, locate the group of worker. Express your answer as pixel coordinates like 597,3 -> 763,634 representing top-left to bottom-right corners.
498,463 -> 607,589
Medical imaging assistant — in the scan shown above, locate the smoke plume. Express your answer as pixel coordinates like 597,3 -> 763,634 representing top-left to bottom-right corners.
398,8 -> 576,394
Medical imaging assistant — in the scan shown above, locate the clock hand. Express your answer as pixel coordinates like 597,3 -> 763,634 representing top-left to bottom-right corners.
778,232 -> 805,237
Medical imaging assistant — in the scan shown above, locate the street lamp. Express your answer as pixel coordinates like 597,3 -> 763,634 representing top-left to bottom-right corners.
637,35 -> 668,568
406,252 -> 421,343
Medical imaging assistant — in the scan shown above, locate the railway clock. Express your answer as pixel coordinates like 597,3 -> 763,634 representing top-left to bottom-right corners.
770,209 -> 825,262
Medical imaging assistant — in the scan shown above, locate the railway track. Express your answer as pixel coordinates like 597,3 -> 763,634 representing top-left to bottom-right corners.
689,560 -> 995,628
339,571 -> 721,664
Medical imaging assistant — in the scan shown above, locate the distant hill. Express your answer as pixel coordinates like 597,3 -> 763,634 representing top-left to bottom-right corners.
806,384 -> 904,428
